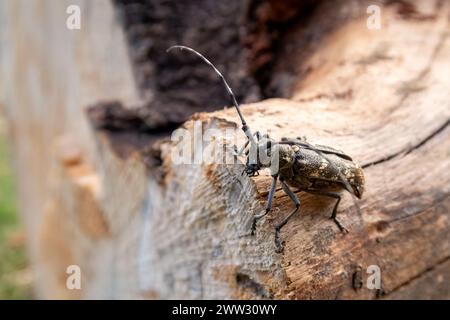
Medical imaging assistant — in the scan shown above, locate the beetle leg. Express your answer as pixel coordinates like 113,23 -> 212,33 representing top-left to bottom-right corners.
251,174 -> 278,235
304,189 -> 348,233
274,181 -> 301,253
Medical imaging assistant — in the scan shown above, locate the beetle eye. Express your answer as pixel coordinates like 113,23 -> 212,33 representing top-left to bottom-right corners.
266,140 -> 272,149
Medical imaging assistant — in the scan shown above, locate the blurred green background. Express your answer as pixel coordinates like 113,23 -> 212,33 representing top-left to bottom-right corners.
0,118 -> 33,299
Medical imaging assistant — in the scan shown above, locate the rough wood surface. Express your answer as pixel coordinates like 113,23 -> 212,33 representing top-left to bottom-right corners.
1,0 -> 449,299
0,0 -> 141,298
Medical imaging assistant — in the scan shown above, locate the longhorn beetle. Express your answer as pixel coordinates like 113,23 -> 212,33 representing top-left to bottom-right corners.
167,45 -> 365,253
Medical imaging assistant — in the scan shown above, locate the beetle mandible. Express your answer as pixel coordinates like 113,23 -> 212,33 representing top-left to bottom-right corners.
167,45 -> 365,253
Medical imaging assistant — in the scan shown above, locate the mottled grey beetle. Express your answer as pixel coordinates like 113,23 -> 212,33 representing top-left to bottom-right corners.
168,45 -> 365,252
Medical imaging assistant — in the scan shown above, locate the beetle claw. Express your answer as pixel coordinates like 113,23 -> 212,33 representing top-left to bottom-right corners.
251,218 -> 258,236
275,241 -> 285,254
274,228 -> 285,253
333,218 -> 348,234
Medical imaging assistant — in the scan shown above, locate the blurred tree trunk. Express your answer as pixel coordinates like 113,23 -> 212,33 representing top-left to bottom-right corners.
1,0 -> 449,299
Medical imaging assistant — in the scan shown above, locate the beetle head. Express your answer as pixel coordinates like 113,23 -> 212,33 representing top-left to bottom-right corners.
244,133 -> 276,176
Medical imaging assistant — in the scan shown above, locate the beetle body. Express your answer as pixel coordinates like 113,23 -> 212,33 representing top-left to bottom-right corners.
276,141 -> 365,198
168,45 -> 365,253
245,134 -> 365,251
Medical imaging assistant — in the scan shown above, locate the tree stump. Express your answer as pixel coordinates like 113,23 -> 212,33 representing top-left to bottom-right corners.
1,0 -> 449,299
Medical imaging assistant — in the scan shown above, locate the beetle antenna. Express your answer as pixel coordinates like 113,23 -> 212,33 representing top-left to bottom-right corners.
167,45 -> 256,145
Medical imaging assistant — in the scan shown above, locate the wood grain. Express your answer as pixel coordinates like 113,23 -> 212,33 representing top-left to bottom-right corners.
1,0 -> 449,299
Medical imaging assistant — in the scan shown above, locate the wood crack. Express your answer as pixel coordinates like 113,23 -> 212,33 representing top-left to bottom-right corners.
365,26 -> 449,163
386,191 -> 450,225
384,254 -> 450,297
362,117 -> 450,168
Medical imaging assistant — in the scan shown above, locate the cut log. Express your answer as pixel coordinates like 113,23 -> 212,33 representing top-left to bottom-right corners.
1,0 -> 449,299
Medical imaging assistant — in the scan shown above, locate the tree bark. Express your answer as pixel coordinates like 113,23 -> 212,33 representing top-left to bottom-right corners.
1,0 -> 449,299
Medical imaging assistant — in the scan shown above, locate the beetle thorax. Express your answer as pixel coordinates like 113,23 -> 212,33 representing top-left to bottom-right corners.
277,144 -> 295,169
